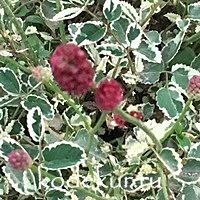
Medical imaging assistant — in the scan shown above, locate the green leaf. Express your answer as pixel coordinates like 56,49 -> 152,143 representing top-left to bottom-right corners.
5,120 -> 24,136
0,95 -> 20,108
171,64 -> 189,89
181,185 -> 200,200
156,86 -> 184,118
162,31 -> 185,64
188,142 -> 200,159
170,47 -> 196,66
176,134 -> 191,152
2,166 -> 36,195
96,44 -> 124,57
27,107 -> 45,142
176,158 -> 200,183
0,68 -> 21,96
68,23 -> 82,37
134,40 -> 162,63
40,0 -> 57,19
45,189 -> 71,200
160,147 -> 182,175
191,53 -> 200,71
137,61 -> 164,84
121,1 -> 139,22
103,0 -> 122,22
75,21 -> 107,45
25,15 -> 45,26
142,103 -> 155,120
156,189 -> 165,200
0,138 -> 24,159
176,18 -> 190,32
111,16 -> 130,46
0,177 -> 9,195
41,141 -> 86,170
0,108 -> 8,126
21,95 -> 54,120
145,30 -> 161,45
188,2 -> 200,21
126,22 -> 142,48
72,129 -> 106,160
70,113 -> 91,127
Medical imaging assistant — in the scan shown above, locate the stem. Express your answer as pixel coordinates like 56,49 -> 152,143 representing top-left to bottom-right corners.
161,98 -> 192,143
140,0 -> 164,27
45,80 -> 91,131
85,112 -> 107,154
114,107 -> 162,152
157,164 -> 169,200
0,55 -> 31,74
182,32 -> 200,48
56,0 -> 67,42
31,165 -> 108,200
0,1 -> 38,65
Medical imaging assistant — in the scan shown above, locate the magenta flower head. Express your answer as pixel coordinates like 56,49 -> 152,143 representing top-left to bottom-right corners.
95,79 -> 124,111
7,149 -> 32,171
113,114 -> 125,127
49,43 -> 95,95
187,75 -> 200,101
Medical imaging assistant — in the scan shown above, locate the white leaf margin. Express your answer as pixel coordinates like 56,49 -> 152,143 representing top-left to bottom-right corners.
2,166 -> 36,195
160,147 -> 183,176
103,0 -> 122,22
41,141 -> 86,170
27,107 -> 45,142
156,85 -> 185,119
126,22 -> 143,49
51,7 -> 84,21
0,137 -> 25,160
74,21 -> 107,45
188,142 -> 200,160
21,94 -> 55,120
121,1 -> 139,22
0,68 -> 21,96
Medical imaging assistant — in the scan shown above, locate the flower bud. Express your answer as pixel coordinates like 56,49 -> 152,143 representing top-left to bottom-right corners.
187,75 -> 200,101
8,149 -> 32,171
95,79 -> 124,111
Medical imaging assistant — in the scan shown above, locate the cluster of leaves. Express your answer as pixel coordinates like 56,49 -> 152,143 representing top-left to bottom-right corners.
0,0 -> 200,199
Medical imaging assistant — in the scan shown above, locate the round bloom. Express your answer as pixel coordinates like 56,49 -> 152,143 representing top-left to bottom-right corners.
49,43 -> 94,95
7,149 -> 32,171
95,79 -> 124,111
187,75 -> 200,101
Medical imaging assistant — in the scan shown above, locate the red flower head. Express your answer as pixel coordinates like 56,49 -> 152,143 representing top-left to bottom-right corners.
8,149 -> 32,171
95,79 -> 124,111
113,114 -> 125,127
49,43 -> 95,95
130,111 -> 143,120
187,75 -> 200,101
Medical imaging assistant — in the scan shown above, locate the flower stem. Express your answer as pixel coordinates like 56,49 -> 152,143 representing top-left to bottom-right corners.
182,31 -> 200,48
85,112 -> 107,154
157,164 -> 169,200
140,0 -> 164,27
160,98 -> 192,143
114,107 -> 162,152
31,165 -> 108,200
0,0 -> 38,65
46,80 -> 91,131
